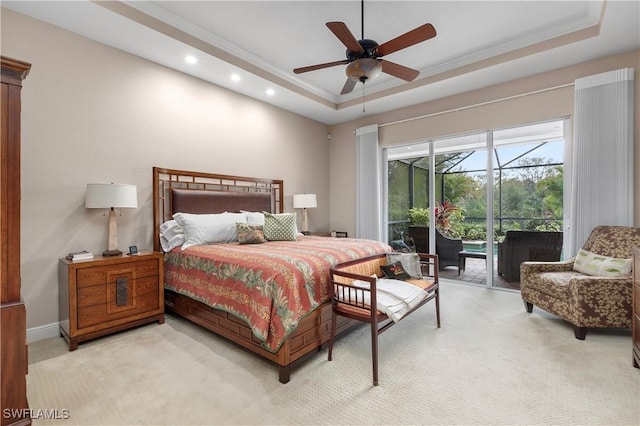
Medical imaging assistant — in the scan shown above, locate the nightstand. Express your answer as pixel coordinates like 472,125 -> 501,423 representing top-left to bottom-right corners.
308,231 -> 348,238
59,251 -> 164,350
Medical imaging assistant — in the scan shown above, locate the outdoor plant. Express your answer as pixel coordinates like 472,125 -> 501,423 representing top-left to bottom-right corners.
434,200 -> 460,232
460,223 -> 486,240
408,207 -> 430,227
408,201 -> 463,237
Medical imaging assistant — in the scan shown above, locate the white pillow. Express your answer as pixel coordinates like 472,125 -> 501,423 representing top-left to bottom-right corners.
159,220 -> 185,252
573,248 -> 632,277
173,212 -> 247,250
241,210 -> 265,226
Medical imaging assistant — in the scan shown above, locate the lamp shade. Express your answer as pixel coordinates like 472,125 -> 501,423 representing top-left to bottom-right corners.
85,183 -> 138,209
346,58 -> 382,82
293,194 -> 317,209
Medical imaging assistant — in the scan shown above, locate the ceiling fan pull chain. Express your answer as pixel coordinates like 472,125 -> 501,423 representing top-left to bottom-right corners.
362,82 -> 366,113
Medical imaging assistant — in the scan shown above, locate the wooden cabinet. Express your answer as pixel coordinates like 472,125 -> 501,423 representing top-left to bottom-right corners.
633,248 -> 639,369
59,252 -> 164,350
1,56 -> 31,426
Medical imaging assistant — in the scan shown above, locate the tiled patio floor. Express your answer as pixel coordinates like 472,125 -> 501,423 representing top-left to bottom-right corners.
438,257 -> 521,291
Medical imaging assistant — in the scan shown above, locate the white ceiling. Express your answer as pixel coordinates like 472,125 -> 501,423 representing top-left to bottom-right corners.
4,1 -> 639,125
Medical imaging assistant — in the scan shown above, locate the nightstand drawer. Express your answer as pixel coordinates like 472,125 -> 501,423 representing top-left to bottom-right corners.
78,276 -> 161,328
76,259 -> 158,288
77,275 -> 160,309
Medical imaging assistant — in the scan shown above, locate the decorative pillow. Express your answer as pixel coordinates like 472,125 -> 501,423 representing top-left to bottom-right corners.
387,252 -> 422,279
573,248 -> 632,277
241,210 -> 265,226
380,261 -> 411,280
237,223 -> 266,245
263,212 -> 298,241
159,220 -> 185,252
173,212 -> 247,249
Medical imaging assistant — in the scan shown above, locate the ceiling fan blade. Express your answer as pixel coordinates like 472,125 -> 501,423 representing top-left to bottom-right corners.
376,23 -> 436,57
326,22 -> 364,54
381,60 -> 420,81
340,79 -> 357,95
293,60 -> 349,74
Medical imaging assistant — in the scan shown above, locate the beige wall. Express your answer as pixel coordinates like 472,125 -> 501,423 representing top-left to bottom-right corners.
2,9 -> 330,330
4,7 -> 638,333
329,49 -> 640,237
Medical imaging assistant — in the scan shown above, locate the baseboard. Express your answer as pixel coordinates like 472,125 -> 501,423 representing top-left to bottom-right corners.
27,322 -> 59,343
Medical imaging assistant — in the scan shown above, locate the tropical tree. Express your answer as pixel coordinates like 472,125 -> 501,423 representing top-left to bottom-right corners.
536,165 -> 563,218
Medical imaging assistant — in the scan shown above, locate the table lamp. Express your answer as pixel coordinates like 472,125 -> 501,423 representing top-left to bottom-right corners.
293,193 -> 317,234
85,183 -> 138,256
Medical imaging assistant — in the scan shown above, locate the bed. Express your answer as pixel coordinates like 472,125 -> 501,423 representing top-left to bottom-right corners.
152,167 -> 392,383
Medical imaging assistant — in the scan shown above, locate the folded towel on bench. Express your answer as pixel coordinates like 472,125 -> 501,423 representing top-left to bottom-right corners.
351,278 -> 429,323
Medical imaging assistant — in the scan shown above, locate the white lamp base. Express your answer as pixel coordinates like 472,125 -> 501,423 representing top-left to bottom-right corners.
301,208 -> 309,234
103,208 -> 122,256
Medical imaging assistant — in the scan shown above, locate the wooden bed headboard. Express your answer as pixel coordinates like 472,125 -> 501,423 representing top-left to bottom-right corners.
153,167 -> 284,252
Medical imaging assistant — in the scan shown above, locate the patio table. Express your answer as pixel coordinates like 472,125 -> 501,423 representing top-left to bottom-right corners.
458,250 -> 487,275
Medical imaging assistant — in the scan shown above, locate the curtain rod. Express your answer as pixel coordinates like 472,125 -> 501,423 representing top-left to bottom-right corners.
379,82 -> 575,128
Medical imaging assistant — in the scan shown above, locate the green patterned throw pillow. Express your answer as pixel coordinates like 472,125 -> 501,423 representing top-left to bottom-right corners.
263,212 -> 298,241
236,223 -> 266,245
573,248 -> 632,277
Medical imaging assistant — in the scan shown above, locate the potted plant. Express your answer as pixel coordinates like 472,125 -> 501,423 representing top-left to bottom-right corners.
407,207 -> 432,254
408,201 -> 462,252
407,202 -> 464,270
434,200 -> 461,237
408,201 -> 460,236
408,207 -> 430,227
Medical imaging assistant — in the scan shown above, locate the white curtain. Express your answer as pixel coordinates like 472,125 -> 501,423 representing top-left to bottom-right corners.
568,68 -> 634,255
355,124 -> 381,240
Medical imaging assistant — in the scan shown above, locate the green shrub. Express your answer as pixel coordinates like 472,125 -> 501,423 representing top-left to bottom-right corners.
408,207 -> 430,227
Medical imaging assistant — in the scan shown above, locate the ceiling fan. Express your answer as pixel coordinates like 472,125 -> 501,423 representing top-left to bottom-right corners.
293,0 -> 437,95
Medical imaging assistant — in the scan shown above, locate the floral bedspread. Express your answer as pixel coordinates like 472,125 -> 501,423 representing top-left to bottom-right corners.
164,236 -> 392,352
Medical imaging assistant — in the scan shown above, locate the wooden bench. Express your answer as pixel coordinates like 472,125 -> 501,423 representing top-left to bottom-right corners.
328,252 -> 440,385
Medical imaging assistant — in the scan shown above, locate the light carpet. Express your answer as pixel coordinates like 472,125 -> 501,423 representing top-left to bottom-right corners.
27,281 -> 640,425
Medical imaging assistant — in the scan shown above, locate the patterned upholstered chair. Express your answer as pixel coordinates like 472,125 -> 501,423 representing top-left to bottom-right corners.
520,226 -> 640,340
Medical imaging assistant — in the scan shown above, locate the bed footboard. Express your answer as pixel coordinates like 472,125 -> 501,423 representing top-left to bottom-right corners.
165,289 -> 356,383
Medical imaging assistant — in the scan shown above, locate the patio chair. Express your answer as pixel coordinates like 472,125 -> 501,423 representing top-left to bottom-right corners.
497,230 -> 563,281
408,226 -> 463,271
520,225 -> 640,339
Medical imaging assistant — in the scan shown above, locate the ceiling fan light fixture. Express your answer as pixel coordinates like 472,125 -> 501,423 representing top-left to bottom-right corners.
346,58 -> 382,82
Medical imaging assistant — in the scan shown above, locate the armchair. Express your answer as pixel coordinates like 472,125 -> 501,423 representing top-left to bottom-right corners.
521,226 -> 640,340
408,226 -> 463,271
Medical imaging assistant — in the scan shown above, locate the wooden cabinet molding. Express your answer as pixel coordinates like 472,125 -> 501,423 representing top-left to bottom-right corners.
1,55 -> 32,426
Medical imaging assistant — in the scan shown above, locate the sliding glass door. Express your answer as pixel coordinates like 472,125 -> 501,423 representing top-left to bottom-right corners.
492,122 -> 565,289
433,134 -> 489,284
384,119 -> 565,290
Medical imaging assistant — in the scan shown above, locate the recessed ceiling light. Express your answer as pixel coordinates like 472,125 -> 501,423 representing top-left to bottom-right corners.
230,73 -> 241,82
185,55 -> 197,65
266,88 -> 275,96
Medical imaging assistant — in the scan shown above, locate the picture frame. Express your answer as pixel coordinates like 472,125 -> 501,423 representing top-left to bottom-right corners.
128,245 -> 139,255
